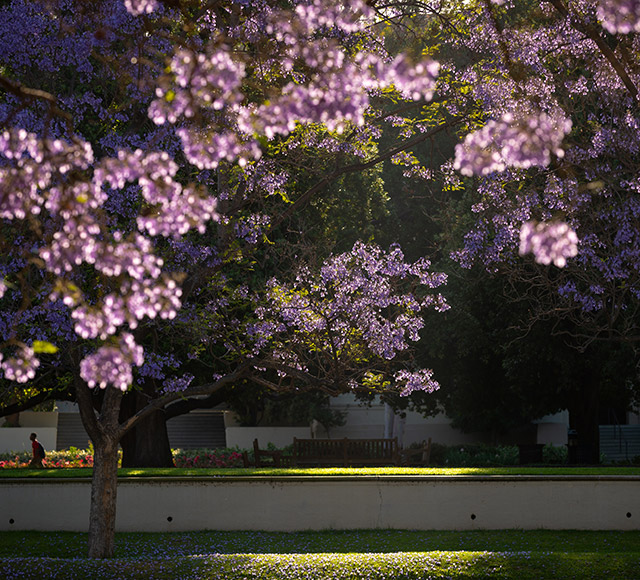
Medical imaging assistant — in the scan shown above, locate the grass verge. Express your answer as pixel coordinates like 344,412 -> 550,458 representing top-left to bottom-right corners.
1,530 -> 639,579
1,466 -> 640,478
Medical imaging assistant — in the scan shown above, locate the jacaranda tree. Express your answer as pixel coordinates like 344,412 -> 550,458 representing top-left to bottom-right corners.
364,0 -> 640,457
0,0 -> 447,558
443,0 -> 640,458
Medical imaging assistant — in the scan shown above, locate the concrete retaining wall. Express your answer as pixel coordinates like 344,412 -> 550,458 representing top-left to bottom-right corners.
1,476 -> 638,532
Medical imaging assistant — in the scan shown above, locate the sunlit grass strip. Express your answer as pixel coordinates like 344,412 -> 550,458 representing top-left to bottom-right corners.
2,551 -> 639,579
2,466 -> 640,478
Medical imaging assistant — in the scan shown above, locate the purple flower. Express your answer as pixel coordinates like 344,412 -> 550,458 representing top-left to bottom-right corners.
395,369 -> 439,396
454,111 -> 572,177
124,0 -> 158,16
1,345 -> 39,383
519,220 -> 579,267
597,0 -> 640,34
80,333 -> 144,391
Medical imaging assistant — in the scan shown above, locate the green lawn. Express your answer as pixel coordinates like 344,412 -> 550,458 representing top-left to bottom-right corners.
1,530 -> 639,579
2,465 -> 640,478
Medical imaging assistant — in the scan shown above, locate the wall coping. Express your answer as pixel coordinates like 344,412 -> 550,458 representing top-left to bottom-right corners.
3,474 -> 640,484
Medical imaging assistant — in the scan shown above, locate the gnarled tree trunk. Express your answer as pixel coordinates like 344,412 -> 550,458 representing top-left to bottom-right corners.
75,376 -> 124,559
568,369 -> 600,465
120,379 -> 174,468
88,436 -> 121,558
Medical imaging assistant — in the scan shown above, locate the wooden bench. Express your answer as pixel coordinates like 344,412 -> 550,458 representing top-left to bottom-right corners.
292,437 -> 400,467
242,438 -> 284,467
398,438 -> 432,466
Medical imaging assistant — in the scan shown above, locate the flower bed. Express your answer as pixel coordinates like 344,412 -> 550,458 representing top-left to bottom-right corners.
0,447 -> 95,468
0,447 -> 245,469
172,448 -> 244,468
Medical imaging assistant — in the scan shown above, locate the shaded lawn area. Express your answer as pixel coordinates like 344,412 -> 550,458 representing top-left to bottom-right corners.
1,530 -> 639,579
2,466 -> 640,478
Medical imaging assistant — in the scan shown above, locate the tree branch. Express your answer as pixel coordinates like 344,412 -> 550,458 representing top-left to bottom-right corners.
0,386 -> 74,418
116,363 -> 251,439
0,75 -> 73,123
163,386 -> 229,419
273,121 -> 457,228
546,0 -> 639,101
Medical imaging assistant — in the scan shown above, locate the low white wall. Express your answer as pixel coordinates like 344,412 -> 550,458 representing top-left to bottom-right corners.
18,411 -> 59,428
0,412 -> 59,454
0,428 -> 57,455
226,427 -> 314,448
225,397 -> 571,448
1,476 -> 638,532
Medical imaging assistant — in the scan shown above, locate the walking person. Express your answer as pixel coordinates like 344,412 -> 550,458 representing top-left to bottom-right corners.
29,432 -> 45,468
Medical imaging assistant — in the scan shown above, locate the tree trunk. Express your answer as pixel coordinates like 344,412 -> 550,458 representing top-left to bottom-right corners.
568,371 -> 600,465
88,437 -> 120,558
120,380 -> 174,468
75,374 -> 125,559
393,413 -> 406,448
384,403 -> 394,439
4,412 -> 20,427
120,404 -> 174,467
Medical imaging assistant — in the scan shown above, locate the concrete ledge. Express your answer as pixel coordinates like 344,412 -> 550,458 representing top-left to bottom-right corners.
1,476 -> 639,532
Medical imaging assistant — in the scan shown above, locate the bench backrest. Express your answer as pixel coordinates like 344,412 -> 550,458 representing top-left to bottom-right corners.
293,437 -> 399,466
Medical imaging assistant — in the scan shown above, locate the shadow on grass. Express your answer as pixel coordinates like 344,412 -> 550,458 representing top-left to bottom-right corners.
2,530 -> 640,558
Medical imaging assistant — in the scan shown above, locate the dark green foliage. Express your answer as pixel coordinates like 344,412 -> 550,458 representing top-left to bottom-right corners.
428,443 -> 519,467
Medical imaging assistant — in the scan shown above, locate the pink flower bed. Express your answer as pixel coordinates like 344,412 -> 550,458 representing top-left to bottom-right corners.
0,448 -> 245,468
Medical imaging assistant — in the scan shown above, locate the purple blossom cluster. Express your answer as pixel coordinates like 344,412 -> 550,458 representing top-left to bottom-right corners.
0,129 -> 94,219
454,112 -> 572,177
124,0 -> 158,16
1,345 -> 39,383
162,373 -> 195,394
71,276 -> 182,340
394,369 -> 439,397
258,242 -> 447,392
137,351 -> 181,383
597,0 -> 640,34
558,280 -> 605,313
444,3 -> 640,321
234,214 -> 271,245
79,333 -> 144,391
0,131 -> 209,388
148,0 -> 438,171
97,150 -> 219,237
154,49 -> 245,122
519,221 -> 579,268
0,0 -> 105,78
292,0 -> 374,35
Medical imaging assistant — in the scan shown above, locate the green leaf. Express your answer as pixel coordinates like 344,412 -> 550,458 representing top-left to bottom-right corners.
32,341 -> 59,354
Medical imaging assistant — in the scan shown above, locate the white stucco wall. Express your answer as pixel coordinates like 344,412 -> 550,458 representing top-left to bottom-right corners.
0,428 -> 57,454
1,476 -> 638,532
225,396 -> 571,449
226,427 -> 315,449
0,412 -> 58,454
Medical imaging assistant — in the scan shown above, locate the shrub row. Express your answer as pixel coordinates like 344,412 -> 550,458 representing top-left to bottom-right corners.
427,443 -> 569,466
0,443 -> 575,469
